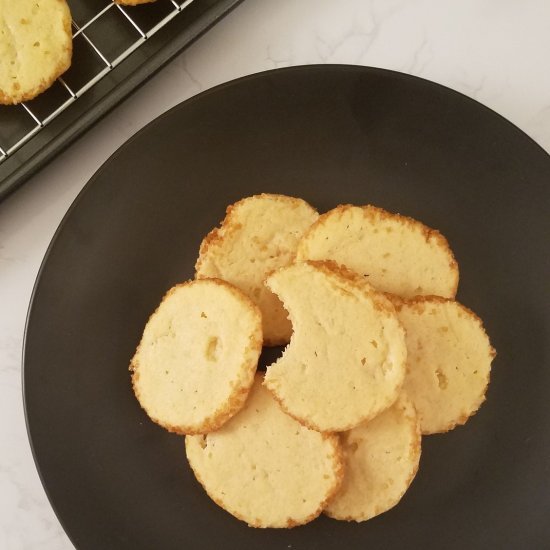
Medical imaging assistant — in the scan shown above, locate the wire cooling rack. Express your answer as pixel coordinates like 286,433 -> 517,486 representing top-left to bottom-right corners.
0,0 -> 241,201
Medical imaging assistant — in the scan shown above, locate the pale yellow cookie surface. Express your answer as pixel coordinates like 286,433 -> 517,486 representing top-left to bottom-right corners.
395,296 -> 495,434
131,279 -> 262,435
0,0 -> 72,105
186,375 -> 344,528
297,204 -> 459,299
325,393 -> 421,522
264,261 -> 407,432
195,194 -> 319,346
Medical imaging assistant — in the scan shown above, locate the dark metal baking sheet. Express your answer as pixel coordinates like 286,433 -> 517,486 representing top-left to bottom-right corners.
0,0 -> 242,202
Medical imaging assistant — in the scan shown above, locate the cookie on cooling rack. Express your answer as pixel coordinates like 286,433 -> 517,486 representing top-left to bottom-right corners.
116,0 -> 158,5
0,0 -> 72,105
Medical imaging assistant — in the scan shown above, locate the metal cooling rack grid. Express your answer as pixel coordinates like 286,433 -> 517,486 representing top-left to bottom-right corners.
0,0 -> 194,165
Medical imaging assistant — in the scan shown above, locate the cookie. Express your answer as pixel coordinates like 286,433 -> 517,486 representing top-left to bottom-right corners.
116,0 -> 157,5
394,296 -> 495,434
296,204 -> 459,299
131,278 -> 262,434
263,260 -> 407,432
325,393 -> 421,522
186,374 -> 344,528
0,0 -> 72,105
195,194 -> 319,346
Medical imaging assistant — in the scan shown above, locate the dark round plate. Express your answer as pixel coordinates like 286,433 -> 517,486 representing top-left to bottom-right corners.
24,65 -> 550,550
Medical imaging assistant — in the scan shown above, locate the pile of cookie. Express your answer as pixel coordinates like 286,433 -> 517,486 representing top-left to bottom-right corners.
130,194 -> 495,528
0,0 -> 157,105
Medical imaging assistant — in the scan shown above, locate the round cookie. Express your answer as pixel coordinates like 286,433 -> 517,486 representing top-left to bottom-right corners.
296,204 -> 459,299
325,393 -> 421,522
394,296 -> 495,434
0,0 -> 72,105
116,0 -> 157,5
195,194 -> 319,346
131,279 -> 262,434
186,375 -> 344,528
263,261 -> 407,433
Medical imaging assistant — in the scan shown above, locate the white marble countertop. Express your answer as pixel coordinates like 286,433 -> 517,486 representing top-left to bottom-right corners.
0,0 -> 549,548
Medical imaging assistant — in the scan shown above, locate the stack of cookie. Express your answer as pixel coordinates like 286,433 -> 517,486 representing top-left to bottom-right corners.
130,194 -> 495,528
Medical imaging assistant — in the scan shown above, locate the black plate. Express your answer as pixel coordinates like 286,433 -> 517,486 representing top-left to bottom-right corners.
24,65 -> 550,549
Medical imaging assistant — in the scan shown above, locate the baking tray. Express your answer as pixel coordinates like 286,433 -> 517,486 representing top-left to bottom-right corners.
0,0 -> 242,202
